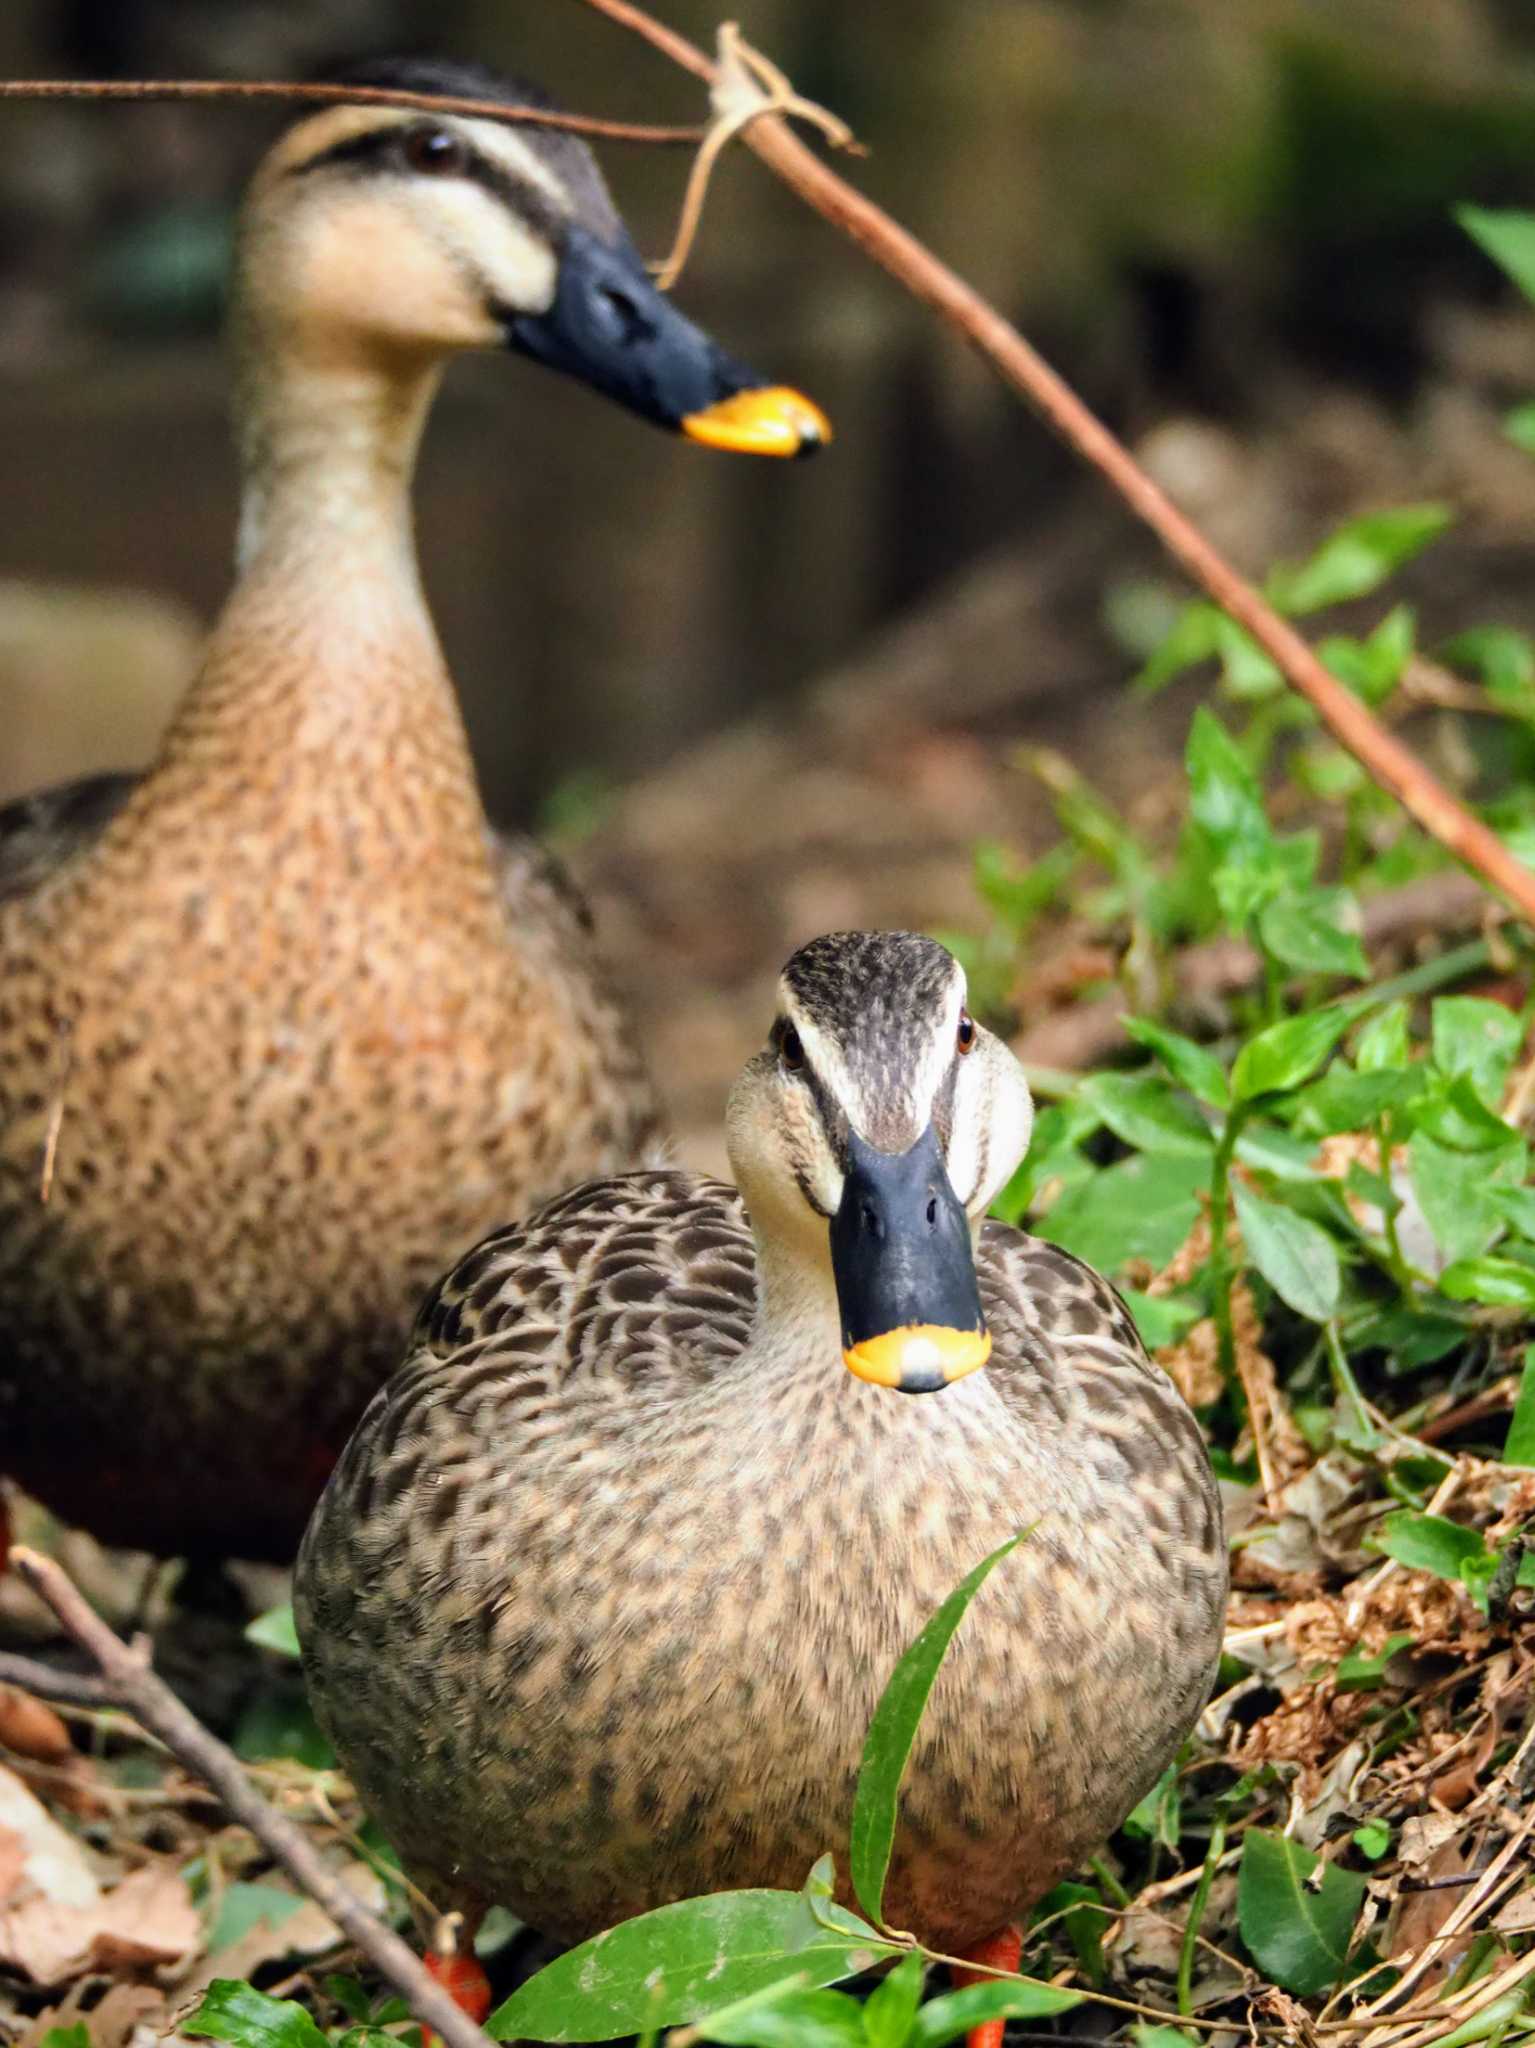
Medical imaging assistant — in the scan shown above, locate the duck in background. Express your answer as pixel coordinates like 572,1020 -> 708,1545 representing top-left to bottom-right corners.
0,58 -> 828,1567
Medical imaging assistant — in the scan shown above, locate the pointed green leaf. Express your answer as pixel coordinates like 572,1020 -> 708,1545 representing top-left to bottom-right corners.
1368,1512 -> 1488,1581
909,1979 -> 1081,2048
1231,1008 -> 1352,1102
1258,887 -> 1367,979
1438,1257 -> 1535,1309
1265,506 -> 1451,616
1076,1074 -> 1214,1158
1186,708 -> 1270,868
849,1535 -> 1028,1925
1232,1184 -> 1340,1322
860,1953 -> 926,2048
1237,1831 -> 1366,1995
1504,1349 -> 1535,1468
1040,1151 -> 1210,1274
184,1983 -> 331,2048
488,1891 -> 895,2043
244,1603 -> 301,1659
1430,997 -> 1523,1106
1124,1018 -> 1230,1109
1135,600 -> 1224,694
1459,204 -> 1535,306
695,1983 -> 868,2048
1354,1001 -> 1411,1073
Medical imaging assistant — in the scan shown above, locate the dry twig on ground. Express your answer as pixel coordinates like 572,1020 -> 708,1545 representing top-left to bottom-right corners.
0,1549 -> 495,2048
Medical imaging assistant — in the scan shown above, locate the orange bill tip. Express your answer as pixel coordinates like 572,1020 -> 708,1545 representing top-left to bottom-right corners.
681,385 -> 831,458
844,1325 -> 992,1394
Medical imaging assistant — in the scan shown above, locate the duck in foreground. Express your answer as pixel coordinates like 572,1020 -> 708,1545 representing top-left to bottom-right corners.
297,931 -> 1228,2041
0,59 -> 827,1566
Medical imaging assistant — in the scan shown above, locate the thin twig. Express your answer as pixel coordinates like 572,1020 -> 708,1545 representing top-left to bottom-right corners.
573,1 -> 1535,927
0,77 -> 703,146
7,1548 -> 494,2048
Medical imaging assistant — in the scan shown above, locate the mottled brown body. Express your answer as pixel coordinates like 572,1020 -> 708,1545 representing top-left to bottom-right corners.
0,558 -> 656,1558
297,1172 -> 1226,1951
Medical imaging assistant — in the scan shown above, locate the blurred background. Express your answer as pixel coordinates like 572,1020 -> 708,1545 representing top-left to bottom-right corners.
3,0 -> 1535,1155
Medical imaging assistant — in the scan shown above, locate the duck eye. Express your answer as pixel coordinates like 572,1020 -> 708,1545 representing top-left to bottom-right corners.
778,1024 -> 805,1073
956,1011 -> 977,1055
402,125 -> 469,177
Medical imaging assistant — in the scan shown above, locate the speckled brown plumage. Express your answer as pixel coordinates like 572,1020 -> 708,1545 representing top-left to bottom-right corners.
0,64 -> 696,1562
296,933 -> 1227,1956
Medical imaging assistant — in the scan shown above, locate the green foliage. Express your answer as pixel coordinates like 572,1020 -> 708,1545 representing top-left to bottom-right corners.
849,1533 -> 1028,1923
1237,1833 -> 1367,1996
244,1602 -> 301,1658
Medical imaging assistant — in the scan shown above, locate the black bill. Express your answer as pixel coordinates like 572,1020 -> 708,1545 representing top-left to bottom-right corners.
830,1124 -> 991,1395
504,226 -> 828,456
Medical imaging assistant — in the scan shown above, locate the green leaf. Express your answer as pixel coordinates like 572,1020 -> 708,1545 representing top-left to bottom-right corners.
39,2029 -> 92,2048
860,1953 -> 925,2048
1258,886 -> 1367,979
1123,1019 -> 1230,1108
1186,710 -> 1274,929
1355,1001 -> 1411,1073
1438,1257 -> 1535,1309
1237,1831 -> 1366,1996
244,1604 -> 301,1659
1505,403 -> 1535,458
1458,204 -> 1535,306
1136,600 -> 1224,694
1318,605 -> 1415,706
1505,1349 -> 1535,1468
1121,1763 -> 1181,1850
1265,506 -> 1452,616
1232,1008 -> 1353,1102
1368,1511 -> 1488,1581
695,1984 -> 867,2048
230,1690 -> 333,1769
1431,997 -> 1524,1106
1232,1185 -> 1340,1322
1041,1152 -> 1210,1273
322,1978 -> 374,2025
207,1881 -> 307,1954
1352,1820 -> 1392,1861
1336,1633 -> 1414,1691
909,1980 -> 1081,2048
184,1982 -> 330,2048
1442,625 -> 1535,705
489,1891 -> 896,2043
1292,1063 -> 1417,1137
1132,2030 -> 1199,2048
1409,1131 -> 1526,1264
1076,1074 -> 1214,1158
1120,1288 -> 1202,1354
849,1535 -> 1027,1925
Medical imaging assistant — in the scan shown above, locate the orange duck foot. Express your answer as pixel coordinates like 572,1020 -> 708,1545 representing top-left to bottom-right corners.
423,1947 -> 492,2045
953,1922 -> 1024,2048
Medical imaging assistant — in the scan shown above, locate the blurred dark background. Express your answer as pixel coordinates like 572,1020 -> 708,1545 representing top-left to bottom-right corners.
3,0 -> 1535,1150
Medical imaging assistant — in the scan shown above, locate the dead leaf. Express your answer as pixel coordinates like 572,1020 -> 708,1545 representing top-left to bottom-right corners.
16,1980 -> 166,2048
0,1687 -> 73,1766
0,1760 -> 100,1912
0,1861 -> 197,1985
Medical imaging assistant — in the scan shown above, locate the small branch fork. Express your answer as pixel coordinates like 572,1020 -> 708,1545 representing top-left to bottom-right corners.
0,1548 -> 496,2048
571,2 -> 1535,929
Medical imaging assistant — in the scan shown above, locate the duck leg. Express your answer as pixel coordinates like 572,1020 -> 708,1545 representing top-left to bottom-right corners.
953,1922 -> 1024,2048
420,1907 -> 490,2047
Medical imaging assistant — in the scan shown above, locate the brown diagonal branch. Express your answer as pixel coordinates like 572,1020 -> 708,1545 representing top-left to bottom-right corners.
6,1547 -> 495,2048
572,0 -> 1535,928
0,77 -> 703,146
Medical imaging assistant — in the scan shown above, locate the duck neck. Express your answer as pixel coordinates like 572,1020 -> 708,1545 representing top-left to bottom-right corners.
748,1233 -> 846,1376
158,338 -> 473,781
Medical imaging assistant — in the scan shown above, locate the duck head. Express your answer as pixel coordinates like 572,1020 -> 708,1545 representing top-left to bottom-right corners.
725,932 -> 1034,1393
235,55 -> 828,456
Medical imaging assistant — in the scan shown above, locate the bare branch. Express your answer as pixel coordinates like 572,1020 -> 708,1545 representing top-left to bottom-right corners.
0,77 -> 703,146
572,0 -> 1535,928
7,1548 -> 495,2048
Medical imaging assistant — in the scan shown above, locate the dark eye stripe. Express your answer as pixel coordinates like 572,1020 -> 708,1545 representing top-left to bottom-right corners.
290,123 -> 567,243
